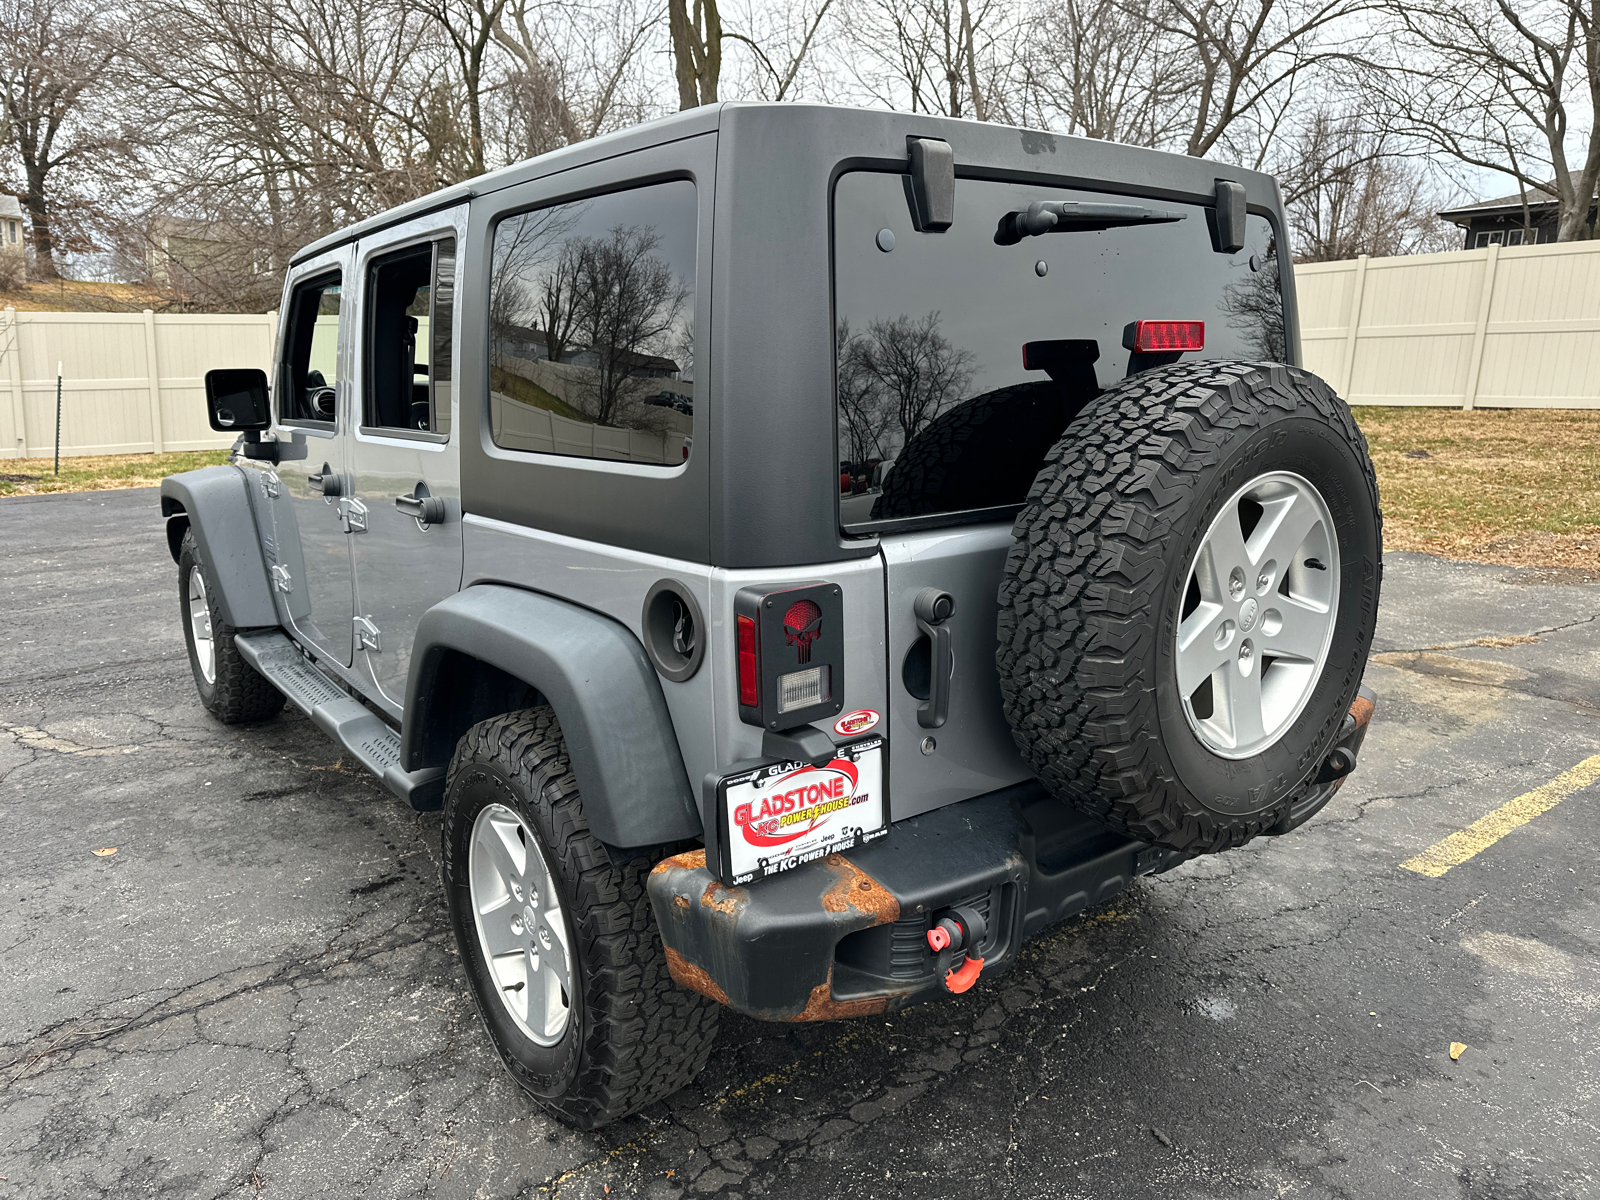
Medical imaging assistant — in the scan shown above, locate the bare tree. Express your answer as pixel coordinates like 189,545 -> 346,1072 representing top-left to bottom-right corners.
722,0 -> 840,101
1274,109 -> 1455,258
1010,0 -> 1193,144
669,0 -> 724,108
128,0 -> 469,307
418,0 -> 509,177
1376,0 -> 1600,241
490,0 -> 657,156
1145,0 -> 1372,160
0,0 -> 127,278
842,0 -> 1016,118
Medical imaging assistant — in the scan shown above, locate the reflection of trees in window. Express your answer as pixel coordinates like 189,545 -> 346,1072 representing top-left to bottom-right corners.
490,208 -> 690,431
489,203 -> 583,371
538,239 -> 587,363
1222,238 -> 1287,362
836,319 -> 896,465
574,225 -> 688,426
836,311 -> 973,459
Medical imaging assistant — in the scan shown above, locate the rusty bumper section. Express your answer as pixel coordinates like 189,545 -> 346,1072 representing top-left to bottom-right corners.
1266,684 -> 1378,835
653,850 -> 906,1021
648,784 -> 1177,1022
649,688 -> 1379,1023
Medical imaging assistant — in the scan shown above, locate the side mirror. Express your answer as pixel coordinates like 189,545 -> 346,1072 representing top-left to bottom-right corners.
204,368 -> 271,432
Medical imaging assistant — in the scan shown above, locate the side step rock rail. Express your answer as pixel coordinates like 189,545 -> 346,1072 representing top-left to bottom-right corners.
234,631 -> 445,809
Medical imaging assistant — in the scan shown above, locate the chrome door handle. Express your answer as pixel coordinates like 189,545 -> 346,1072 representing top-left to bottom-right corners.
913,588 -> 956,729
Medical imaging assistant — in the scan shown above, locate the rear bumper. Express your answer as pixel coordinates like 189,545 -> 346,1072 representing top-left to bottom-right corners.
648,688 -> 1376,1022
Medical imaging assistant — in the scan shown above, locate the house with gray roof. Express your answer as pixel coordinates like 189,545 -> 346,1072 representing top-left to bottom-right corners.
1437,186 -> 1595,249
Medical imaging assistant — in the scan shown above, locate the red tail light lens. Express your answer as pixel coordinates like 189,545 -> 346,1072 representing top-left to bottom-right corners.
1129,320 -> 1204,353
736,613 -> 760,707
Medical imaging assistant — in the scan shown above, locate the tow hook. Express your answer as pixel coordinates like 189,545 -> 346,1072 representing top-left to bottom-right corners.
926,904 -> 987,994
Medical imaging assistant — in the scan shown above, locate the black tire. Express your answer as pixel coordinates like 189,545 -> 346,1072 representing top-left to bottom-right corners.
997,361 -> 1381,855
871,381 -> 1093,520
441,707 -> 720,1129
178,529 -> 286,724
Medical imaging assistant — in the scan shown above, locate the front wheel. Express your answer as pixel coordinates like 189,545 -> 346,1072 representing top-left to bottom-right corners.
997,361 -> 1381,855
441,707 -> 720,1129
178,529 -> 285,724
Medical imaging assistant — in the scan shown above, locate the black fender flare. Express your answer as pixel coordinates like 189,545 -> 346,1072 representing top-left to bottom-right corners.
159,465 -> 278,629
404,584 -> 701,848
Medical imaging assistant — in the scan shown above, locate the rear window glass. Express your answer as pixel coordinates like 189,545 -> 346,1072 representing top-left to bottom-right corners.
489,179 -> 695,466
834,172 -> 1283,532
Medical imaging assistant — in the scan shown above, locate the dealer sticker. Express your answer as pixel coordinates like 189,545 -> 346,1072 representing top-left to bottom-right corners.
716,736 -> 886,886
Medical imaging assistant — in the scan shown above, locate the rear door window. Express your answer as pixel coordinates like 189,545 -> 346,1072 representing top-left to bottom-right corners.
363,237 -> 455,437
834,172 -> 1283,532
488,179 -> 696,465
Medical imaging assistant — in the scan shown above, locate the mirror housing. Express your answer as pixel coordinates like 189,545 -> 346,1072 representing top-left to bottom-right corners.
204,368 -> 271,432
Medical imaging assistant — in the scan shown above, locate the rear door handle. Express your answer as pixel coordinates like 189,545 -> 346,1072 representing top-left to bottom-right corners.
914,588 -> 956,729
395,483 -> 447,525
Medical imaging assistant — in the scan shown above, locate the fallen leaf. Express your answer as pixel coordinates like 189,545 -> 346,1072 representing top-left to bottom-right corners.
92,847 -> 117,857
1151,1127 -> 1173,1147
1449,1042 -> 1467,1061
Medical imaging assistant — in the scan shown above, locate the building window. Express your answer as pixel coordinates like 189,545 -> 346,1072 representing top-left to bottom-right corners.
7,221 -> 16,244
1474,231 -> 1504,248
1506,229 -> 1526,246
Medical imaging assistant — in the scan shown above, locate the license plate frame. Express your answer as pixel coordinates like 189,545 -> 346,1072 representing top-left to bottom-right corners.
714,735 -> 887,886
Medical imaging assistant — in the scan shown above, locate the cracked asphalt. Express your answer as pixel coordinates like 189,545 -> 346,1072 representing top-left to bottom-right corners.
3,486 -> 1598,1199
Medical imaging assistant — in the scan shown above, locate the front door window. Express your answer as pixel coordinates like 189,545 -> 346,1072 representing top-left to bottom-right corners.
280,274 -> 342,424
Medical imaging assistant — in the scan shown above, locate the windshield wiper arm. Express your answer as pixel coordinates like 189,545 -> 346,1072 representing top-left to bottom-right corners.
994,201 -> 1185,246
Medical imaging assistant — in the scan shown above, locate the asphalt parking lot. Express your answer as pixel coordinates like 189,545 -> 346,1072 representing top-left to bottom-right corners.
3,486 -> 1598,1200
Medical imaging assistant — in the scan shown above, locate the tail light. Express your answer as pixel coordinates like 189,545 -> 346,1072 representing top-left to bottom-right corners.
734,584 -> 845,729
1125,320 -> 1204,353
737,614 -> 760,707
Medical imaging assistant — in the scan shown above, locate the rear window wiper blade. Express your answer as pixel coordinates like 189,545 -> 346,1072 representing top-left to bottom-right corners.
994,201 -> 1186,246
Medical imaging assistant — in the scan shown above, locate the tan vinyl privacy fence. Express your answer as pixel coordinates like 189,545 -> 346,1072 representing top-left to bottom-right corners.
1296,240 -> 1600,409
0,308 -> 276,459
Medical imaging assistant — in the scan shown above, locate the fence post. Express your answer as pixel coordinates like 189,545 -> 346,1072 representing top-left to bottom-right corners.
1462,243 -> 1500,412
3,307 -> 23,458
1339,255 -> 1368,399
142,308 -> 165,453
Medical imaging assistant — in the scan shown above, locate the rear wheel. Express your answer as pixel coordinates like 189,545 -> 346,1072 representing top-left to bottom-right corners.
442,707 -> 720,1129
178,529 -> 285,724
997,360 -> 1381,855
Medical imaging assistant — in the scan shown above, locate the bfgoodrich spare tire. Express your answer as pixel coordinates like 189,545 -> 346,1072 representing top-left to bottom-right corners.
997,360 -> 1381,855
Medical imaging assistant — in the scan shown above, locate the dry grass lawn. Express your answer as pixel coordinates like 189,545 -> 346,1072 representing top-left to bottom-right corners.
0,450 -> 230,497
0,278 -> 176,313
1354,407 -> 1600,572
3,409 -> 1599,574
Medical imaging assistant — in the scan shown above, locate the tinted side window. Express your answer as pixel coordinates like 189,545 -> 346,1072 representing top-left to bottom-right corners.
488,180 -> 695,465
280,273 -> 341,424
834,173 -> 1283,531
364,238 -> 455,436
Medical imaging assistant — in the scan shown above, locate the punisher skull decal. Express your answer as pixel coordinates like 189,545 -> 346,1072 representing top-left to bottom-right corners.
783,599 -> 823,664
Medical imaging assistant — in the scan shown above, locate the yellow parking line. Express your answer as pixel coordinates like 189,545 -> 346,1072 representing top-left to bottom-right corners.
1401,754 -> 1600,878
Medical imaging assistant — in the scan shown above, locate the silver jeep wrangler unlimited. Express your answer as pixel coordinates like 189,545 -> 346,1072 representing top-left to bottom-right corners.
163,103 -> 1380,1129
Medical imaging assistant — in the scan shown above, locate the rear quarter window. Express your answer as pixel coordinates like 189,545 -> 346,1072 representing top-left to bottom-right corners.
488,179 -> 696,467
834,172 -> 1283,532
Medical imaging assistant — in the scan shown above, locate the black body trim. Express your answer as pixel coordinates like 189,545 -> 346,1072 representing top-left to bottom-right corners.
404,584 -> 702,848
159,465 -> 279,629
